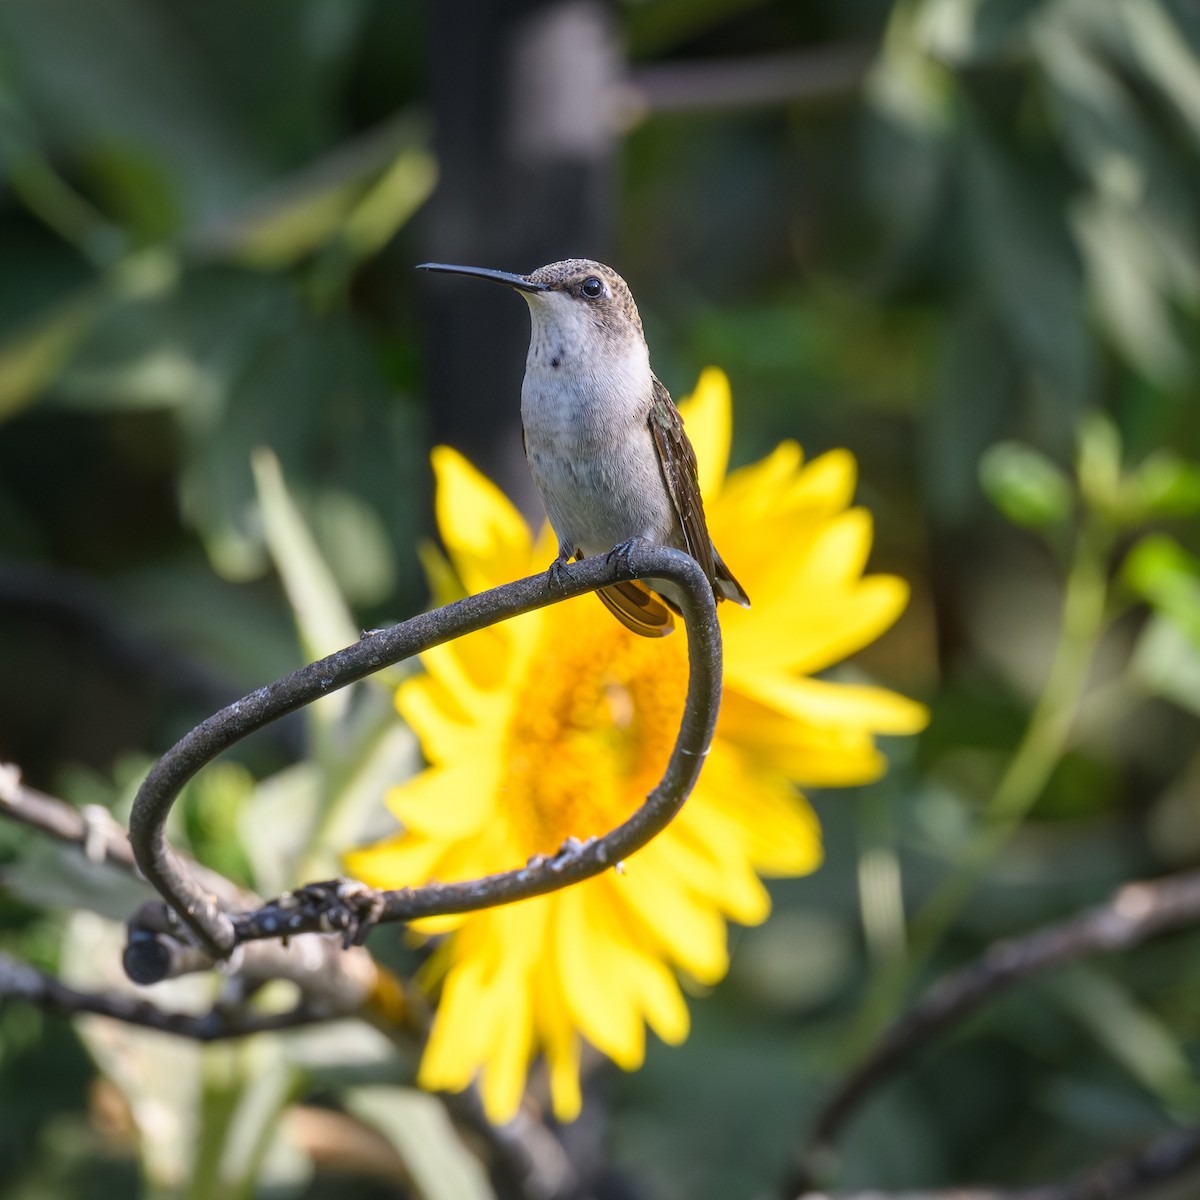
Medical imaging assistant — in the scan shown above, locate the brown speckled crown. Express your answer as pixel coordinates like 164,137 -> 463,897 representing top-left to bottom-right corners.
525,259 -> 644,335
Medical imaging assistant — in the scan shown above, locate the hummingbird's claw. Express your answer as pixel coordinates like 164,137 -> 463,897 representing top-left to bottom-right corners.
547,554 -> 574,596
607,537 -> 648,576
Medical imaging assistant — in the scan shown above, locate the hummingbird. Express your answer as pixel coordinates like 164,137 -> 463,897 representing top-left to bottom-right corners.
418,258 -> 749,637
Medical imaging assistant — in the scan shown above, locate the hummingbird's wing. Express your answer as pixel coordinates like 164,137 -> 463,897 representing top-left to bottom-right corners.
648,375 -> 718,582
648,375 -> 751,608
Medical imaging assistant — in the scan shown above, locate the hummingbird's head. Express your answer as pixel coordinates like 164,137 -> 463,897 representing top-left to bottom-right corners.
417,258 -> 645,351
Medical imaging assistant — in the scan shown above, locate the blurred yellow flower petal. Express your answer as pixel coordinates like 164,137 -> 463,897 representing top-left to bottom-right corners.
729,673 -> 929,735
350,369 -> 923,1123
676,366 -> 732,500
432,446 -> 533,595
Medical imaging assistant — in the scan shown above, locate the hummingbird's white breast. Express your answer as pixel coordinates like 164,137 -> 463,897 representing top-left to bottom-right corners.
519,291 -> 679,559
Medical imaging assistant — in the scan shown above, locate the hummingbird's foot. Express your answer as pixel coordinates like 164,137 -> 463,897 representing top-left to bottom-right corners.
607,536 -> 649,576
547,558 -> 570,595
546,547 -> 576,596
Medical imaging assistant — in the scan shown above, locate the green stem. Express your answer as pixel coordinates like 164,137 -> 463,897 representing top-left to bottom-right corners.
6,153 -> 123,265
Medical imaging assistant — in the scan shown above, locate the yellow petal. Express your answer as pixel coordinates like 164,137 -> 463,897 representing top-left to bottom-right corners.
725,573 -> 911,678
419,953 -> 492,1091
726,673 -> 929,735
615,857 -> 730,984
537,966 -> 583,1121
479,972 -> 534,1121
432,446 -> 534,596
383,764 -> 495,839
420,640 -> 510,724
693,749 -> 824,874
554,886 -> 646,1069
344,829 -> 453,891
395,677 -> 486,766
676,367 -> 732,501
649,808 -> 772,925
713,441 -> 806,530
786,448 -> 858,510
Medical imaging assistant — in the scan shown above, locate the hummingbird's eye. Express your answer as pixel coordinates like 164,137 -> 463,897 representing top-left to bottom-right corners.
580,276 -> 604,299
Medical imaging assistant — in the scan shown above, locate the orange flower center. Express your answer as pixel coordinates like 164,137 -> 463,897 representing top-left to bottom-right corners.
502,596 -> 690,856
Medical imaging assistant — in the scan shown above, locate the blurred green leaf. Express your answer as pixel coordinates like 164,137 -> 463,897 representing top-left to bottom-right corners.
0,295 -> 98,420
1076,411 -> 1123,514
1051,965 -> 1200,1112
1121,533 -> 1200,648
3,841 -> 149,923
911,0 -> 1044,65
315,714 -> 418,865
344,1086 -> 495,1200
1037,16 -> 1199,382
979,441 -> 1073,529
193,1041 -> 306,1200
339,146 -> 436,263
870,0 -> 958,135
962,128 -> 1093,407
181,760 -> 256,886
1071,196 -> 1191,384
0,0 -> 268,227
252,448 -> 358,665
1125,451 -> 1200,520
58,912 -> 209,1190
238,763 -> 322,898
85,139 -> 182,245
1129,613 -> 1200,717
312,489 -> 397,608
730,909 -> 855,1013
625,0 -> 774,57
1123,0 -> 1200,146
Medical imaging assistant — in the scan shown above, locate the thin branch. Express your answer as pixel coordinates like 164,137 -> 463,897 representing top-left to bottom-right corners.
0,760 -> 243,902
0,761 -> 136,868
795,1122 -> 1200,1200
0,950 -> 331,1041
793,869 -> 1200,1192
0,762 -> 385,1014
620,44 -> 874,123
127,546 -> 722,958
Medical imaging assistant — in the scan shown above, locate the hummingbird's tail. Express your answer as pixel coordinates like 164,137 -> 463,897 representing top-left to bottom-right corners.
713,549 -> 751,608
596,579 -> 676,638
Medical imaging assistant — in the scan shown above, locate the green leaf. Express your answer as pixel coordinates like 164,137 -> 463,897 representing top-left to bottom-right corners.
1076,412 -> 1123,513
1129,614 -> 1200,717
962,130 -> 1093,406
252,447 -> 359,666
979,441 -> 1073,528
58,912 -> 207,1190
1123,0 -> 1200,146
194,117 -> 434,273
344,1087 -> 495,1200
237,763 -> 323,897
1126,451 -> 1200,519
1121,533 -> 1200,648
1051,965 -> 1200,1110
0,293 -> 97,420
311,488 -> 397,609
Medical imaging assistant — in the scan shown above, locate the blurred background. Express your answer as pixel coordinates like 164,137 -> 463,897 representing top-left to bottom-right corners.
3,0 -> 1200,1197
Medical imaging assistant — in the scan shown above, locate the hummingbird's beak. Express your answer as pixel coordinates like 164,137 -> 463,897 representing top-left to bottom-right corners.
417,263 -> 548,293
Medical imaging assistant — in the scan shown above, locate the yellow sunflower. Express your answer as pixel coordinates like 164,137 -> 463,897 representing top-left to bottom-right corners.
346,367 -> 926,1123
